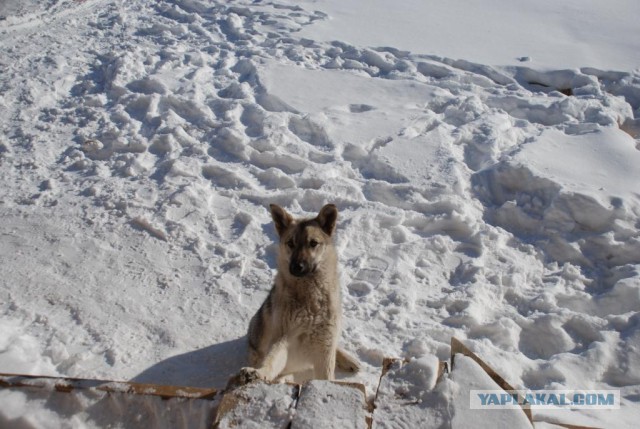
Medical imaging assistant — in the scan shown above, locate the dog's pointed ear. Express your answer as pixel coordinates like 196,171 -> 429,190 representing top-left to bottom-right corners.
317,204 -> 338,236
270,204 -> 293,237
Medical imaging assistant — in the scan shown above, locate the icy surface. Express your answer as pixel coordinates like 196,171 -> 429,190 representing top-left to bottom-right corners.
1,0 -> 639,427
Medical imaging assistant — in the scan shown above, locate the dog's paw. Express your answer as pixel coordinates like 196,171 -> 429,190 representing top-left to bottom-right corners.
226,367 -> 264,390
275,373 -> 295,384
239,367 -> 264,384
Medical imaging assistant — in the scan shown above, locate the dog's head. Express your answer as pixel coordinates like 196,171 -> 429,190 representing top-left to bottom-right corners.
269,204 -> 338,278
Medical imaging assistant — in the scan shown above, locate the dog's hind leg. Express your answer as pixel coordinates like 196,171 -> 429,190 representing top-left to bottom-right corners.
335,347 -> 360,373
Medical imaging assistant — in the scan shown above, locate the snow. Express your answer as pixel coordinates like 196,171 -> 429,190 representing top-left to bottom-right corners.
216,382 -> 297,428
514,127 -> 640,205
450,355 -> 532,429
297,0 -> 640,71
373,355 -> 533,428
0,0 -> 639,428
292,381 -> 368,429
0,386 -> 216,429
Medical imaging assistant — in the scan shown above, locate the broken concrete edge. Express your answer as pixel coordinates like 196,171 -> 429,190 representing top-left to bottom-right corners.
450,338 -> 605,429
213,379 -> 372,429
332,380 -> 369,407
450,337 -> 534,425
296,380 -> 372,429
213,380 -> 299,428
328,380 -> 373,428
0,372 -> 218,401
451,337 -> 515,393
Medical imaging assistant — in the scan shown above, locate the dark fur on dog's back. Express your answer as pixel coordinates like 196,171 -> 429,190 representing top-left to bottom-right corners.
242,204 -> 360,383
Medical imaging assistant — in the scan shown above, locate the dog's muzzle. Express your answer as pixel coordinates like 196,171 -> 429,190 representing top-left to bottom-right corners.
289,260 -> 313,277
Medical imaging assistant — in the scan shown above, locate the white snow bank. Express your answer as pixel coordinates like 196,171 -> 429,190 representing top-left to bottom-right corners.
516,127 -> 640,204
297,0 -> 640,71
473,126 -> 640,272
0,317 -> 59,376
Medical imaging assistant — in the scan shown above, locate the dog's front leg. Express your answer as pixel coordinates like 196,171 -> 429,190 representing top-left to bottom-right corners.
229,337 -> 289,388
255,337 -> 289,381
313,345 -> 337,380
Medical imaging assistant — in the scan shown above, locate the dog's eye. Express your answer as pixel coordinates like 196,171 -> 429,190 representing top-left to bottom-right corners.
286,239 -> 295,249
309,240 -> 319,248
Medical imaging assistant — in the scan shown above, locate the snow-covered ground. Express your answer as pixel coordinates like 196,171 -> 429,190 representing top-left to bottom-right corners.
296,0 -> 640,71
1,0 -> 639,427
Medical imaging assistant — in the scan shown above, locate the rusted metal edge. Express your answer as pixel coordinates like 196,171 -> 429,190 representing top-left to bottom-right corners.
372,357 -> 402,409
0,372 -> 218,401
534,422 -> 602,429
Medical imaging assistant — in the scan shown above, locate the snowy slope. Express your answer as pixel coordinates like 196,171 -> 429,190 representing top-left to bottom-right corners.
1,0 -> 639,427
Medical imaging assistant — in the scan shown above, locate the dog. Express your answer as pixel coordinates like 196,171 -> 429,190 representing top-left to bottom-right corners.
232,203 -> 359,386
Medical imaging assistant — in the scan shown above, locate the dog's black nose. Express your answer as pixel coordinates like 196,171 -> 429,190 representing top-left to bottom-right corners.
289,261 -> 308,277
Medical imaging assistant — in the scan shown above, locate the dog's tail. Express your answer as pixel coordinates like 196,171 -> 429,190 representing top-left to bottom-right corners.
336,347 -> 361,373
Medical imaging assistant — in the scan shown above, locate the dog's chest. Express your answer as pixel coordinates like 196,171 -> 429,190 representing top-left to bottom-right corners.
283,286 -> 337,328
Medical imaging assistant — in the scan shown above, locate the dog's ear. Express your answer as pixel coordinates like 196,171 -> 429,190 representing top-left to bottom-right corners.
317,204 -> 338,236
270,204 -> 293,237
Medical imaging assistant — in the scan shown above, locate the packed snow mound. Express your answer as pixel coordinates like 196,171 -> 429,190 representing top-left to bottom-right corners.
474,127 -> 640,277
1,0 -> 639,428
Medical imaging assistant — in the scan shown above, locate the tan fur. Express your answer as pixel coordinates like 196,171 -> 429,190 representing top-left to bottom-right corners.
239,204 -> 359,384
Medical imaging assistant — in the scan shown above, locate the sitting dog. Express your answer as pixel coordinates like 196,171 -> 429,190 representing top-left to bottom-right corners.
236,203 -> 359,385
